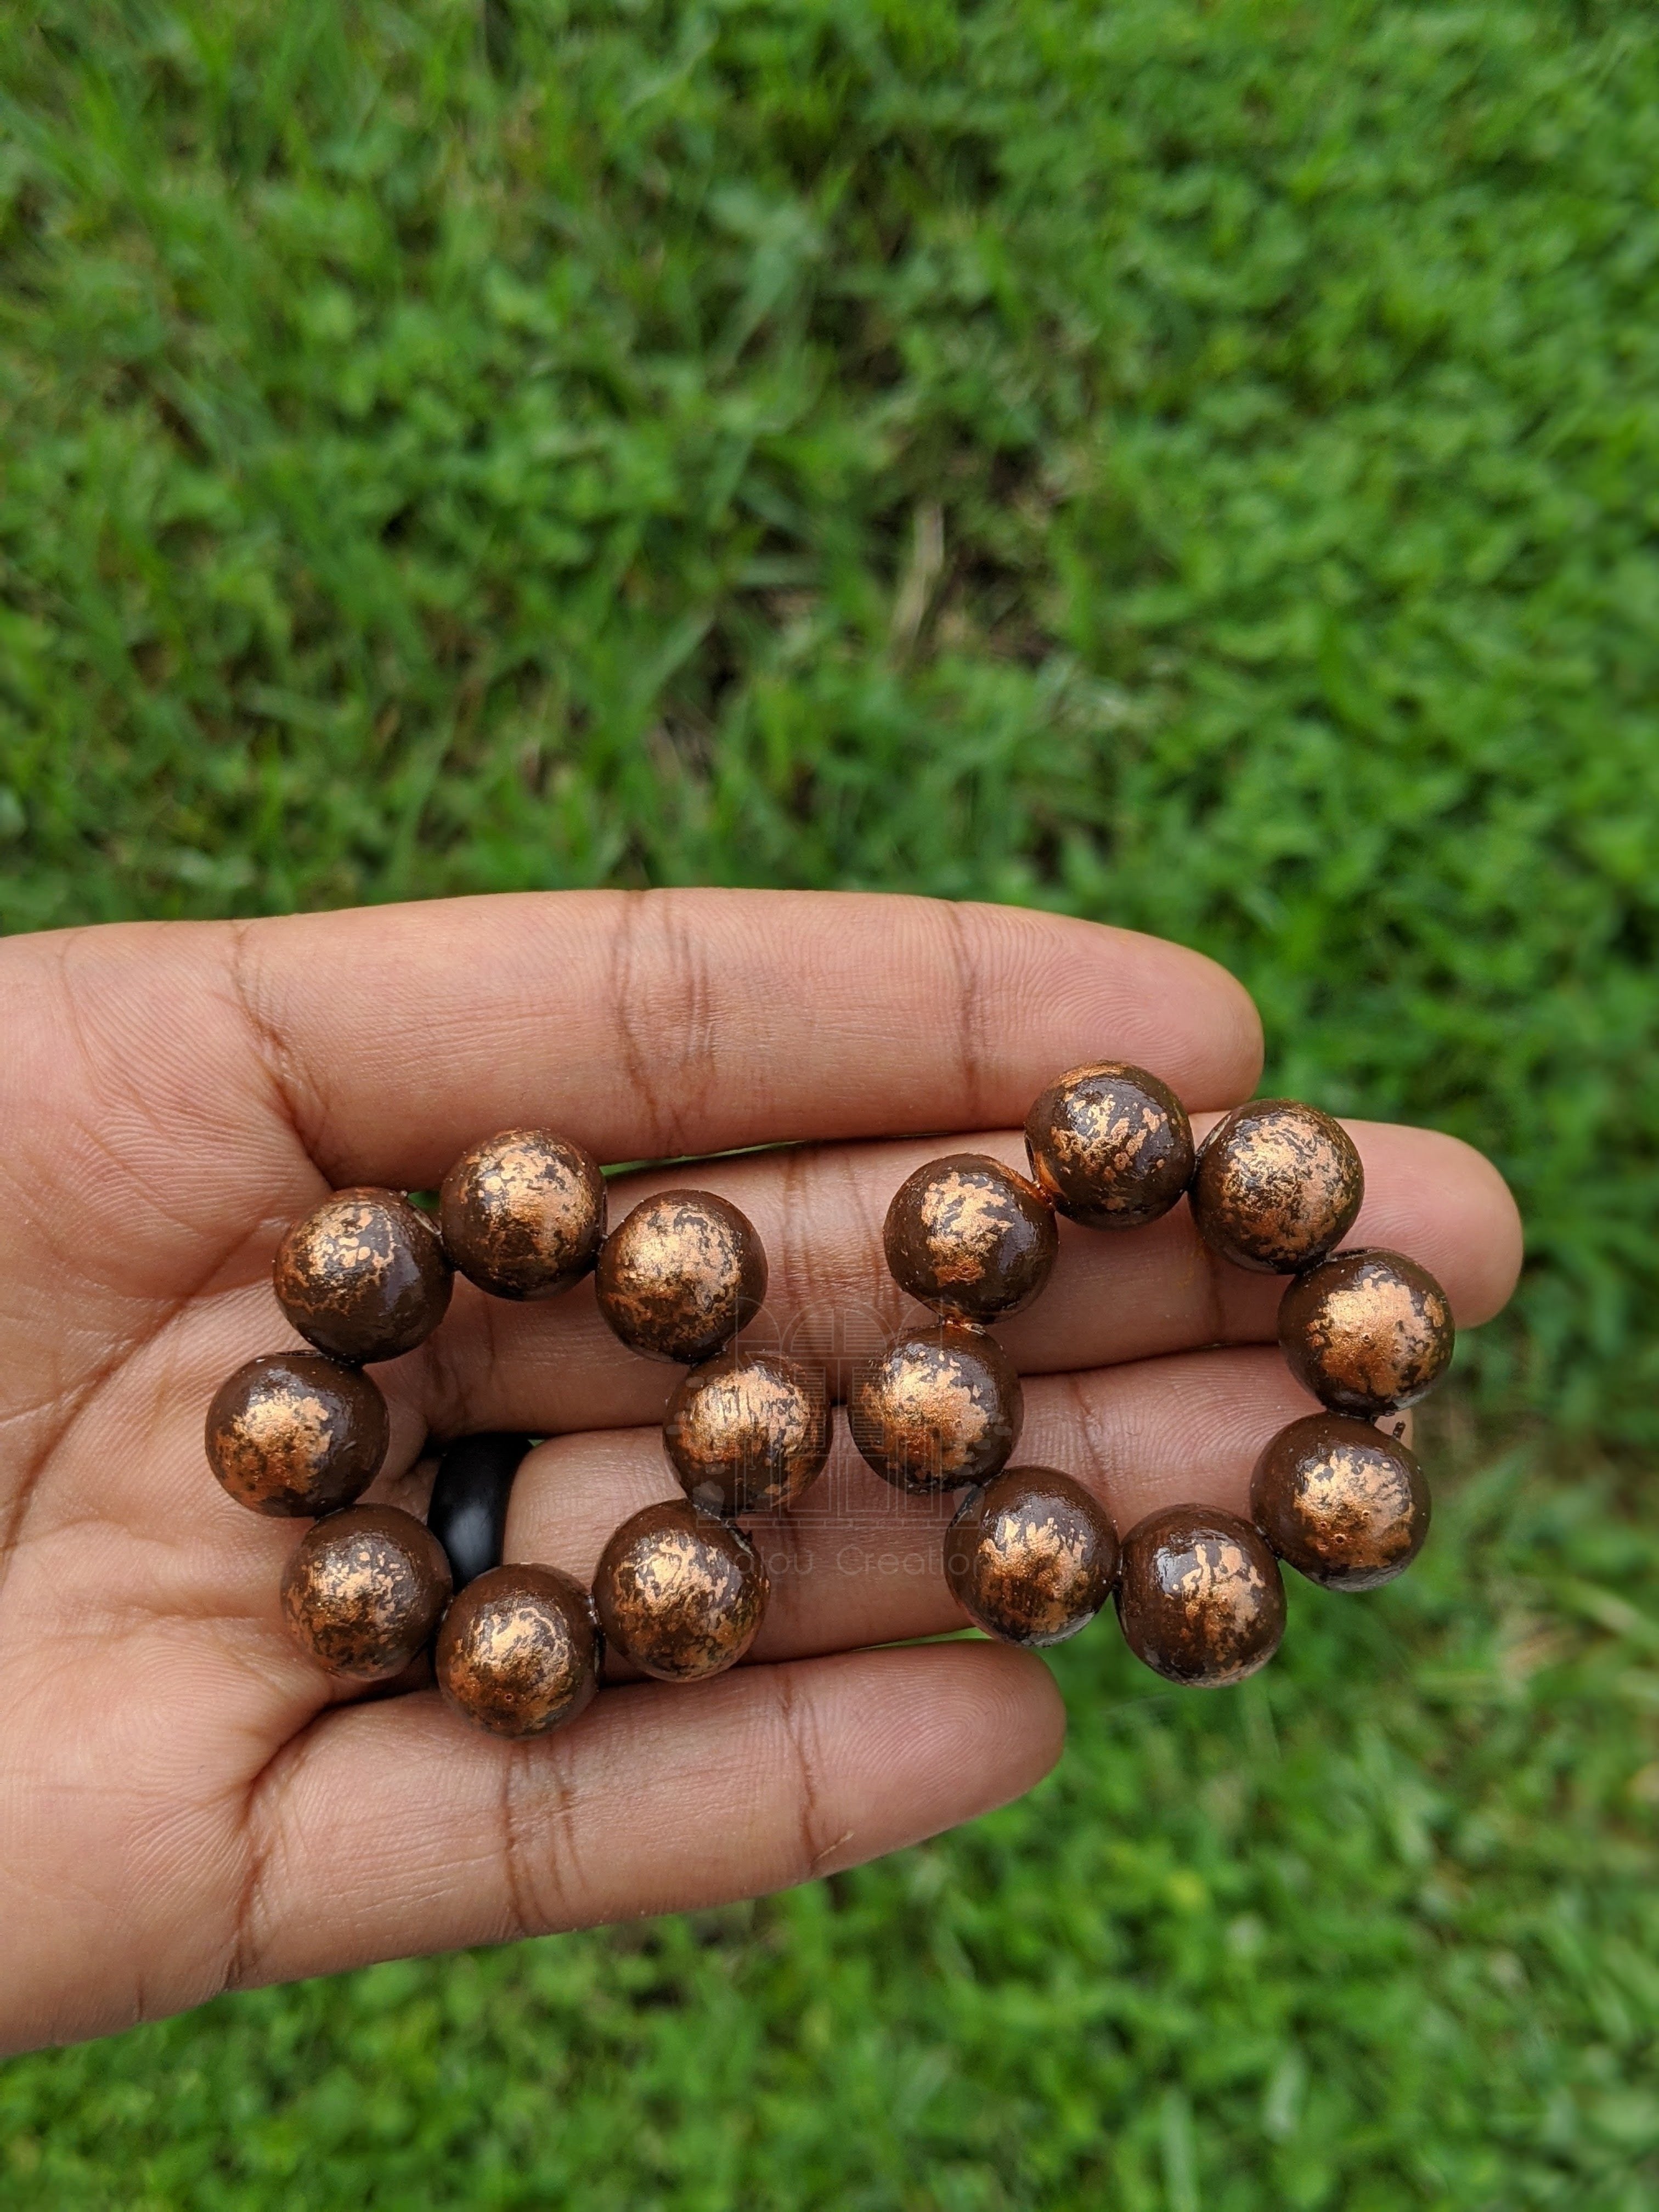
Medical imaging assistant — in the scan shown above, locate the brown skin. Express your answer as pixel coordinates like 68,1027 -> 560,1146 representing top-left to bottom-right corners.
1278,1247 -> 1454,1415
1024,1061 -> 1195,1231
665,1351 -> 832,1517
439,1130 -> 607,1301
206,1352 -> 390,1517
274,1187 -> 453,1362
1250,1412 -> 1430,1591
595,1189 -> 768,1364
0,889 -> 1520,2056
594,1500 -> 768,1682
946,1467 -> 1118,1647
435,1564 -> 601,1738
847,1323 -> 1024,1497
1189,1101 -> 1364,1274
883,1153 -> 1058,1321
281,1506 -> 452,1681
1116,1505 -> 1286,1686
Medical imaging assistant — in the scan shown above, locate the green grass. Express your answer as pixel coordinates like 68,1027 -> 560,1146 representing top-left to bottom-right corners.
3,2 -> 1659,2204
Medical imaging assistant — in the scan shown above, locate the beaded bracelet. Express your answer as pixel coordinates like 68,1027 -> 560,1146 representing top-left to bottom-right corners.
205,1068 -> 1453,1737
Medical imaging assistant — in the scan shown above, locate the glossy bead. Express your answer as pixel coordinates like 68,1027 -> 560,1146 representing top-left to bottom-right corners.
1116,1505 -> 1286,1686
594,1499 -> 768,1681
1278,1247 -> 1454,1415
427,1433 -> 531,1590
595,1189 -> 767,1364
280,1505 -> 452,1681
1251,1412 -> 1430,1590
945,1466 -> 1119,1647
274,1187 -> 453,1363
847,1322 -> 1023,1497
439,1130 -> 606,1301
883,1153 -> 1058,1321
436,1563 -> 601,1738
205,1351 -> 390,1517
1189,1100 -> 1363,1274
665,1351 -> 832,1517
1024,1062 -> 1195,1231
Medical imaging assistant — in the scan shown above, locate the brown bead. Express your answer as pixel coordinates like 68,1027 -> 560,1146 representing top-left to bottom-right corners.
1251,1412 -> 1430,1590
1116,1504 -> 1286,1686
946,1466 -> 1119,1647
847,1322 -> 1023,1497
439,1129 -> 607,1301
274,1187 -> 453,1363
594,1499 -> 768,1682
206,1351 -> 390,1517
883,1153 -> 1058,1321
1189,1100 -> 1364,1273
435,1563 -> 601,1739
1278,1246 -> 1454,1415
665,1351 -> 832,1517
280,1505 -> 452,1681
1024,1062 -> 1195,1231
595,1189 -> 767,1364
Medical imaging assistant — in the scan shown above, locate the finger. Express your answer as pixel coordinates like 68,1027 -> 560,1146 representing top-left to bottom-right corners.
501,1345 -> 1322,1666
211,889 -> 1263,1180
396,1113 -> 1520,1437
230,1641 -> 1064,1991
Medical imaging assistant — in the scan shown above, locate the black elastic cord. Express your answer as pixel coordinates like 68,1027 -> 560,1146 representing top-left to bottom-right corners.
427,1434 -> 532,1592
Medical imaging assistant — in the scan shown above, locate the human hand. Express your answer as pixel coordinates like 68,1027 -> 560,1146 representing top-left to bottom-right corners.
0,891 -> 1522,2053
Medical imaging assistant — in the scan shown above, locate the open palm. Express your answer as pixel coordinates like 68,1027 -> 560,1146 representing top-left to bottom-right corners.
0,891 -> 1521,2054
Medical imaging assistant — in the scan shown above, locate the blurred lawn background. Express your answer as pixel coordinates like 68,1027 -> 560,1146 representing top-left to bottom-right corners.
3,1 -> 1659,2204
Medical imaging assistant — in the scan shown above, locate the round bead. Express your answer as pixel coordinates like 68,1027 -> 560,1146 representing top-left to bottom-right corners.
883,1153 -> 1058,1321
435,1563 -> 601,1739
426,1432 -> 531,1592
665,1351 -> 832,1517
1278,1247 -> 1454,1415
439,1130 -> 607,1301
595,1189 -> 767,1364
594,1499 -> 768,1682
847,1323 -> 1023,1497
274,1188 -> 453,1363
280,1505 -> 452,1681
1188,1101 -> 1363,1274
1251,1412 -> 1430,1590
1024,1062 -> 1195,1231
945,1466 -> 1119,1647
1116,1505 -> 1286,1686
205,1351 -> 390,1517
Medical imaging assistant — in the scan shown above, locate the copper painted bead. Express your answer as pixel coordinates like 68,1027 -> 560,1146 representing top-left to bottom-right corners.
595,1189 -> 768,1364
439,1129 -> 607,1301
883,1153 -> 1058,1321
1189,1100 -> 1364,1274
665,1351 -> 832,1517
1116,1505 -> 1286,1687
1024,1061 -> 1195,1232
205,1351 -> 390,1517
847,1322 -> 1023,1497
274,1187 -> 453,1363
594,1499 -> 768,1682
946,1466 -> 1119,1647
1278,1247 -> 1454,1416
1251,1412 -> 1431,1590
280,1505 -> 452,1681
435,1563 -> 601,1739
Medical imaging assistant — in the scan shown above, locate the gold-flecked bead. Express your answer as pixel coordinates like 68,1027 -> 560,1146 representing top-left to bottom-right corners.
280,1505 -> 451,1681
435,1563 -> 602,1738
205,1351 -> 390,1517
665,1351 -> 832,1517
1116,1504 -> 1286,1686
945,1466 -> 1118,1646
274,1187 -> 453,1363
1189,1101 -> 1363,1274
1278,1246 -> 1454,1415
1024,1062 -> 1195,1231
847,1322 -> 1023,1497
595,1189 -> 767,1364
883,1153 -> 1057,1321
1251,1412 -> 1430,1590
439,1129 -> 606,1300
594,1499 -> 768,1681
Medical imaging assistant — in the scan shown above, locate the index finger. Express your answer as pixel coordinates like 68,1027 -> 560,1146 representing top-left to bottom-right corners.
224,889 -> 1263,1182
